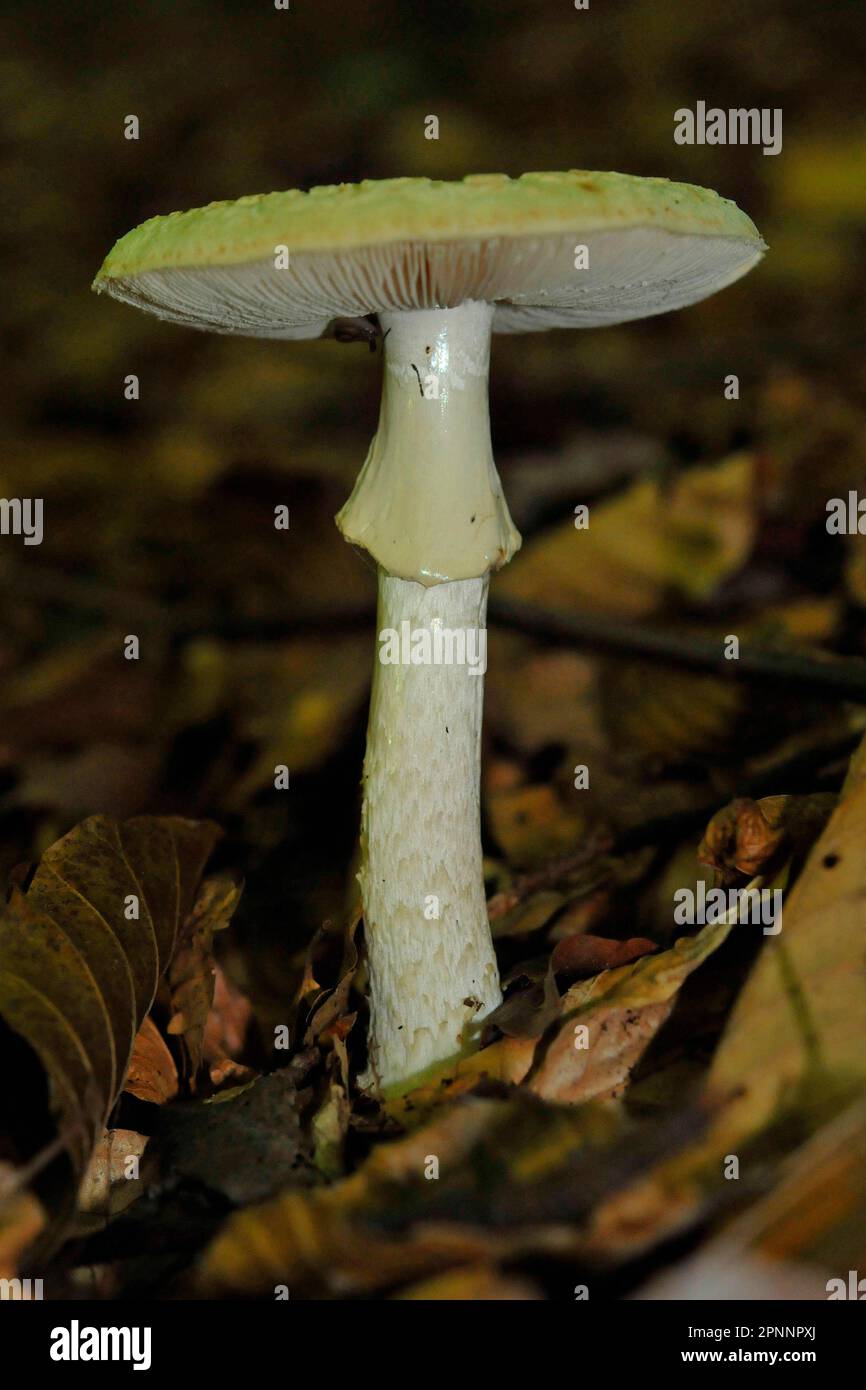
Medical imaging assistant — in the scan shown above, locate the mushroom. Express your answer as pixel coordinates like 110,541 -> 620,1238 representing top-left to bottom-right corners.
93,171 -> 765,1094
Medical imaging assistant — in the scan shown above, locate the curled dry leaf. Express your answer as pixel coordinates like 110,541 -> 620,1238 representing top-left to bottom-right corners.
528,912 -> 737,1105
166,871 -> 244,1086
76,1128 -> 149,1229
0,814 -> 220,1251
203,963 -> 254,1089
594,739 -> 866,1273
704,736 -> 866,1149
124,1016 -> 179,1105
596,863 -> 866,1261
698,793 -> 835,886
304,912 -> 361,1050
698,797 -> 787,884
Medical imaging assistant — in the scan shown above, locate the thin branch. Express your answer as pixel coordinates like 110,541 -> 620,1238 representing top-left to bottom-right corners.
13,564 -> 866,705
488,597 -> 866,704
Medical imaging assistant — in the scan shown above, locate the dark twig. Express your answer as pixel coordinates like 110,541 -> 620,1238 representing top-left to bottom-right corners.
14,565 -> 866,705
488,597 -> 866,704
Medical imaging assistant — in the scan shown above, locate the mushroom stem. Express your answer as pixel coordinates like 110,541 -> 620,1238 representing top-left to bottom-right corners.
336,301 -> 520,585
338,301 -> 520,1091
360,569 -> 501,1091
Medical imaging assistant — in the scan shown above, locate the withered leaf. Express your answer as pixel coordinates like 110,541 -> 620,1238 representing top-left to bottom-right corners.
150,1070 -> 313,1205
0,814 -> 220,1248
698,797 -> 787,884
304,913 -> 361,1048
698,793 -> 835,886
124,1016 -> 179,1106
203,962 -> 254,1089
704,735 -> 866,1148
166,871 -> 243,1083
76,1128 -> 150,1229
196,1093 -> 691,1299
196,1098 -> 570,1297
529,910 -> 739,1105
551,934 -> 658,977
389,906 -> 738,1123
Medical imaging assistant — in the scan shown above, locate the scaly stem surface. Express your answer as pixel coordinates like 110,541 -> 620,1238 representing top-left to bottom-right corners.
339,302 -> 520,1092
360,570 -> 501,1090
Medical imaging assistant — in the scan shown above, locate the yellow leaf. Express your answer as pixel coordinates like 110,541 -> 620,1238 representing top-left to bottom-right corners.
704,734 -> 866,1148
498,453 -> 756,618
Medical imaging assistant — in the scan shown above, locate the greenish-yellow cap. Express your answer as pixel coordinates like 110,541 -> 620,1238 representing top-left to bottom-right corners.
93,171 -> 765,337
96,171 -> 761,276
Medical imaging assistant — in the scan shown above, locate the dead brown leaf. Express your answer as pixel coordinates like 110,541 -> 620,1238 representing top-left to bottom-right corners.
76,1128 -> 149,1229
166,872 -> 244,1086
704,737 -> 866,1149
124,1016 -> 179,1105
203,963 -> 254,1088
0,813 -> 220,1252
551,934 -> 658,977
698,793 -> 836,886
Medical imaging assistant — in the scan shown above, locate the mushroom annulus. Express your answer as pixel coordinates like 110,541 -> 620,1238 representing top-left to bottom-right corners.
93,171 -> 765,1094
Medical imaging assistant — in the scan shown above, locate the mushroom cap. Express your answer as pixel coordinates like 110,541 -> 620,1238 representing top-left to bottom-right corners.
93,171 -> 765,338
